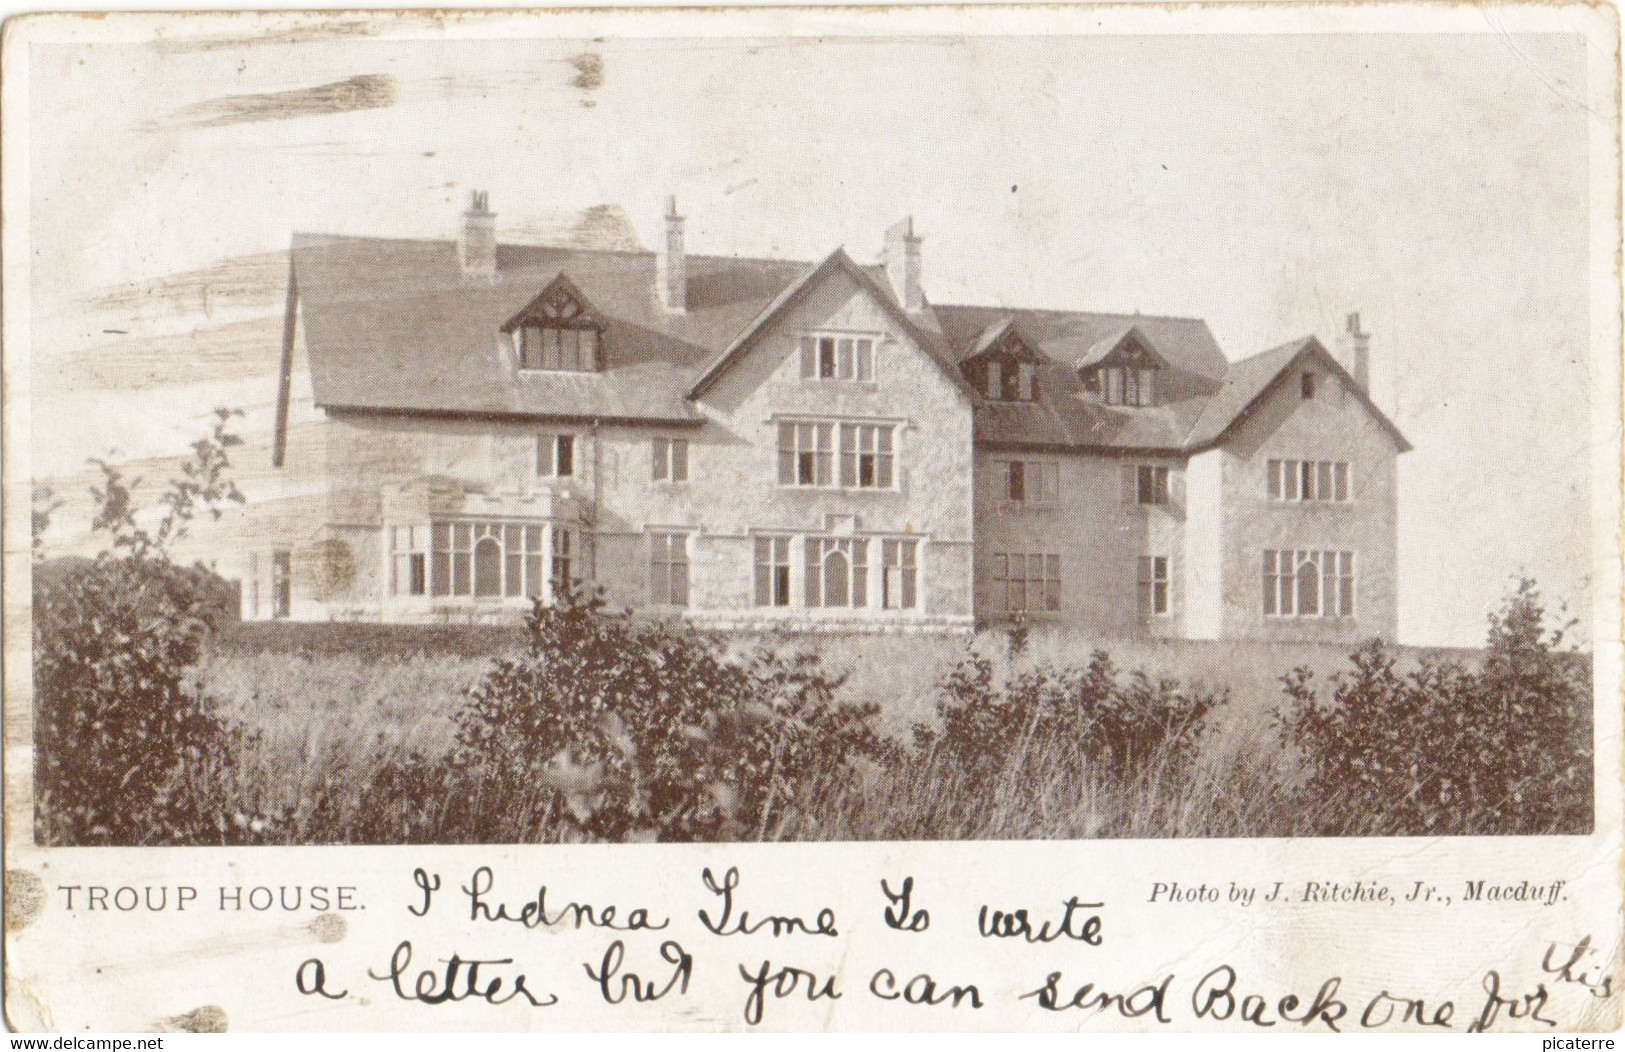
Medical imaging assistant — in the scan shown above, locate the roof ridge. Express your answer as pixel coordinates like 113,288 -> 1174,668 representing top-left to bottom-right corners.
1228,335 -> 1317,365
292,231 -> 455,246
934,302 -> 1210,324
290,231 -> 833,269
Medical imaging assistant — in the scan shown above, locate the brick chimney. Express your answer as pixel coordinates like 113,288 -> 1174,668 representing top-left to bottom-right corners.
884,216 -> 924,312
656,195 -> 686,313
1342,311 -> 1371,392
460,190 -> 496,280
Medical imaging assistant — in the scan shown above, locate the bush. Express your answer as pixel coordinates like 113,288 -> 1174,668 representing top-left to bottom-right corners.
914,647 -> 1226,790
358,583 -> 897,843
1276,580 -> 1592,835
33,409 -> 262,845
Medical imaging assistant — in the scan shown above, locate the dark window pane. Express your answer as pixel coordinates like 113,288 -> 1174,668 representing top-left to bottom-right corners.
432,551 -> 450,596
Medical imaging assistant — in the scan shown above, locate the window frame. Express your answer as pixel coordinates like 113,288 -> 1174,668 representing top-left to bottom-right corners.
537,433 -> 576,479
996,458 -> 1059,508
990,551 -> 1062,614
550,526 -> 574,599
981,356 -> 1040,403
270,549 -> 292,619
777,417 -> 900,491
753,535 -> 793,608
1136,464 -> 1171,506
518,323 -> 602,373
881,538 -> 919,611
652,436 -> 690,483
1099,363 -> 1159,407
1262,548 -> 1356,619
799,333 -> 878,384
838,423 -> 896,489
804,536 -> 869,609
648,531 -> 690,608
1266,459 -> 1352,503
390,524 -> 429,597
1137,555 -> 1170,618
419,519 -> 550,601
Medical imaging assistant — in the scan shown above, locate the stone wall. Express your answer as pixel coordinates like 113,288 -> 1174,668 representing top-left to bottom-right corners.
1214,360 -> 1402,641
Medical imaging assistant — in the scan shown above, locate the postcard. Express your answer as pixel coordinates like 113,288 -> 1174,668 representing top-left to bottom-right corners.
3,4 -> 1620,1033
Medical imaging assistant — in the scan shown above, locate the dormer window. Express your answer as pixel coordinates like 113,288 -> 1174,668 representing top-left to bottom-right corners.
1079,327 -> 1167,408
504,276 -> 604,373
964,322 -> 1042,402
519,324 -> 598,372
985,359 -> 1037,402
1099,365 -> 1158,407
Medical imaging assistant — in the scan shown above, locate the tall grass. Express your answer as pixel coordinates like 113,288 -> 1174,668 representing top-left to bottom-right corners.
116,618 -> 1577,844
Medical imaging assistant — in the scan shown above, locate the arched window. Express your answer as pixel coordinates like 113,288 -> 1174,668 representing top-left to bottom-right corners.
474,536 -> 503,597
804,537 -> 867,607
823,547 -> 849,608
1296,556 -> 1320,616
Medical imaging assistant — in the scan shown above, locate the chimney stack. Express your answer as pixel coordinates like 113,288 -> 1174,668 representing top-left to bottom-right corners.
884,216 -> 924,313
657,195 -> 686,313
460,190 -> 496,280
1343,311 -> 1371,392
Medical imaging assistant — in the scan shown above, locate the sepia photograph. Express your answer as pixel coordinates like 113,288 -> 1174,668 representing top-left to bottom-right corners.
4,4 -> 1620,1035
19,18 -> 1599,849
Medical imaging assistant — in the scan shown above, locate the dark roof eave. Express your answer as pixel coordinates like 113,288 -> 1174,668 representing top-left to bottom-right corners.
319,403 -> 706,428
976,438 -> 1190,458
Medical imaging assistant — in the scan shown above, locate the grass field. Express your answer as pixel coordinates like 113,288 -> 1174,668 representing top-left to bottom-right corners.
189,622 -> 1503,842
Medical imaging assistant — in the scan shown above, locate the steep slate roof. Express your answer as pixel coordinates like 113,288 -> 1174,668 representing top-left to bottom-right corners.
688,247 -> 975,402
291,232 -> 812,424
284,230 -> 1409,456
1184,336 -> 1414,453
1073,324 -> 1170,371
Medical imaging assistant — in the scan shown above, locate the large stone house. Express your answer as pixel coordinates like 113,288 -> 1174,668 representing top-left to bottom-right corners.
245,193 -> 1409,640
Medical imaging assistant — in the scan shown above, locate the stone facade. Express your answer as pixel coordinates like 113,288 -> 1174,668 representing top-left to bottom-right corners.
1207,359 -> 1401,642
245,210 -> 1406,641
249,265 -> 978,630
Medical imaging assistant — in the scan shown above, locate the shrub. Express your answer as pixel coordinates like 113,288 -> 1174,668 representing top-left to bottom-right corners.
1276,580 -> 1592,835
33,409 -> 263,845
914,647 -> 1226,790
380,583 -> 897,843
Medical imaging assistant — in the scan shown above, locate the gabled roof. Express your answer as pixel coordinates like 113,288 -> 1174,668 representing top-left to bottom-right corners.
934,305 -> 1228,450
1073,324 -> 1170,372
290,232 -> 809,425
935,305 -> 1229,380
687,247 -> 975,402
282,226 -> 1410,458
499,273 -> 603,333
963,318 -> 1046,364
1183,336 -> 1412,453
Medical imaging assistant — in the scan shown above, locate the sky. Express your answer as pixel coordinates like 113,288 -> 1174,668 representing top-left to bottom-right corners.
22,21 -> 1605,646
